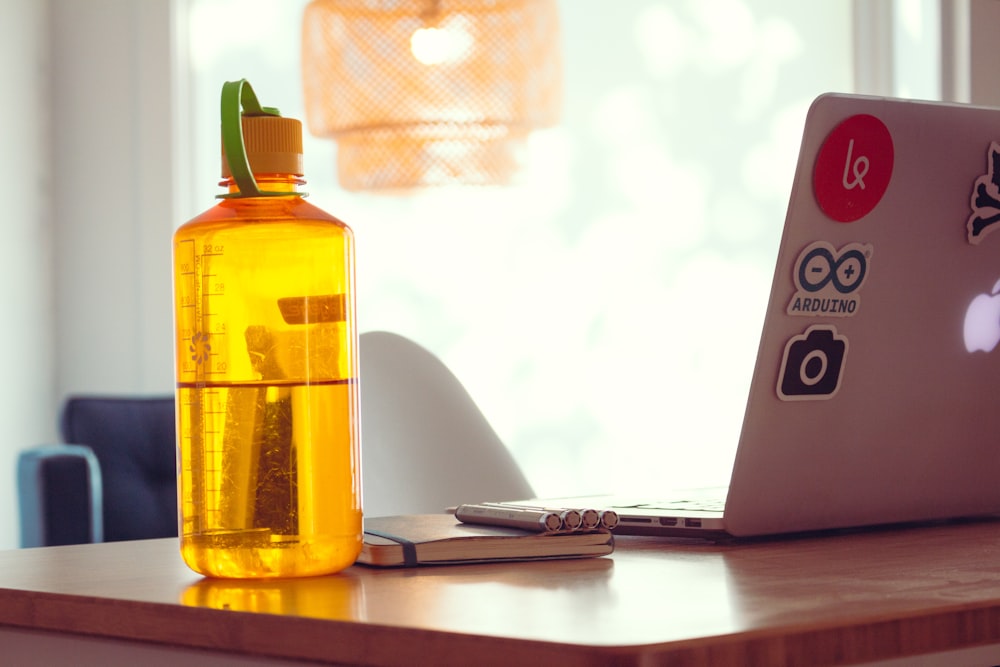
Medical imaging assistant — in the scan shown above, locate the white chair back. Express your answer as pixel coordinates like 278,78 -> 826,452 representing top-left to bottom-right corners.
359,331 -> 534,517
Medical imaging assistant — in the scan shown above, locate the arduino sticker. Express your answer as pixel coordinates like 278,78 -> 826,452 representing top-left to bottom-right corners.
777,324 -> 849,401
787,241 -> 873,317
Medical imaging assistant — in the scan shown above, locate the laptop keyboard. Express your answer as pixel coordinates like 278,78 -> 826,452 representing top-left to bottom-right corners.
611,497 -> 727,513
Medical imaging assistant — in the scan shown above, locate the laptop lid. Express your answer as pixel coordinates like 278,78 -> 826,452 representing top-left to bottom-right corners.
724,93 -> 1000,537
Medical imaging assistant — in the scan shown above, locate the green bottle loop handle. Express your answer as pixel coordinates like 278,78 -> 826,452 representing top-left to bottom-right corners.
218,79 -> 287,199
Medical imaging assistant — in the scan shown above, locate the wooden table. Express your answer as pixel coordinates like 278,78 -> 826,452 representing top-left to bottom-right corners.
4,520 -> 1000,666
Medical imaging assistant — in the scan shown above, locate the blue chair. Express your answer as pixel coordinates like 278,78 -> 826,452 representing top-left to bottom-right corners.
17,395 -> 177,547
17,333 -> 534,547
17,444 -> 103,546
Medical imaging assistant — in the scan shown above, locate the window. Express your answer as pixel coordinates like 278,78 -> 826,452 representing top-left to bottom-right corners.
180,0 -> 857,496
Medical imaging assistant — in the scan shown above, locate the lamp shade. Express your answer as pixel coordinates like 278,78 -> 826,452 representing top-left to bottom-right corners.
301,0 -> 562,191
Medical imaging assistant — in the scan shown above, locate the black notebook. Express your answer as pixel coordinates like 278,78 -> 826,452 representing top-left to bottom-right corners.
357,514 -> 614,567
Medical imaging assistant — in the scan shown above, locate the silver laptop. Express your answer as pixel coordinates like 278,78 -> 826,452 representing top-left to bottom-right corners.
503,93 -> 1000,538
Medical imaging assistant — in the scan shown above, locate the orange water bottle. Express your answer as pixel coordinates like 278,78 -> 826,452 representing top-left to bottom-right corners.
172,80 -> 362,578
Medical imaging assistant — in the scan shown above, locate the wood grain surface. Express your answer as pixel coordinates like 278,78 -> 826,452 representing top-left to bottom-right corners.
3,519 -> 1000,666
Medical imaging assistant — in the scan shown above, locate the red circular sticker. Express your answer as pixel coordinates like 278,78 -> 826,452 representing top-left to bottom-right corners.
813,114 -> 894,223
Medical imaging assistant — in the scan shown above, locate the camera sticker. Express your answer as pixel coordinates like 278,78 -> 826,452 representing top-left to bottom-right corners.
777,324 -> 849,401
787,241 -> 873,317
967,141 -> 1000,245
813,114 -> 894,223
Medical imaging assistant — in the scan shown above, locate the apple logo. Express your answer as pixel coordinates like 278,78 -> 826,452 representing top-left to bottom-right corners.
964,278 -> 1000,352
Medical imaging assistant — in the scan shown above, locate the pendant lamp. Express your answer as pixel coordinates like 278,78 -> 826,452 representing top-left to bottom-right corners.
301,0 -> 562,191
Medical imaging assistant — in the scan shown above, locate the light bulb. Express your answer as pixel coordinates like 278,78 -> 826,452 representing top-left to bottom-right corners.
410,24 -> 472,65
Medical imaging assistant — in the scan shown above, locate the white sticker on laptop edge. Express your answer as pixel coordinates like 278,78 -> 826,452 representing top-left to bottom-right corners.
786,241 -> 873,317
967,141 -> 1000,245
777,324 -> 849,401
